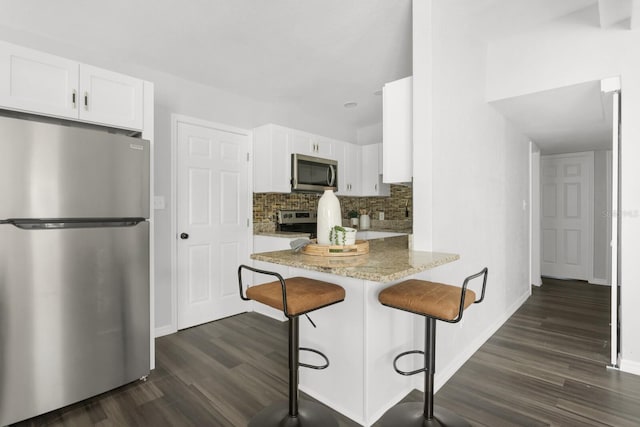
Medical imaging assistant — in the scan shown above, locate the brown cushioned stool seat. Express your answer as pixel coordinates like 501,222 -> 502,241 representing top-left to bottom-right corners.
376,268 -> 488,427
238,265 -> 345,427
246,276 -> 345,316
378,279 -> 476,321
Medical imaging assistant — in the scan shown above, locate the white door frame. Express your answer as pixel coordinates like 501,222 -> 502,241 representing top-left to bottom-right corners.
530,142 -> 542,287
168,114 -> 253,335
609,90 -> 620,367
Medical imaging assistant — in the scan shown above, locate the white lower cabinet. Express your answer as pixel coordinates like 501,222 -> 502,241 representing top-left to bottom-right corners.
0,40 -> 144,131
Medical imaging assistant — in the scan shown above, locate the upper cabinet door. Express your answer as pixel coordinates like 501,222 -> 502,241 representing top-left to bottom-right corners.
292,130 -> 334,158
79,64 -> 144,130
0,41 -> 79,119
361,143 -> 390,197
383,76 -> 413,183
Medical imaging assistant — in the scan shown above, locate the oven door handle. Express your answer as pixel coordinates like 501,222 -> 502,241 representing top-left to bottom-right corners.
327,164 -> 336,187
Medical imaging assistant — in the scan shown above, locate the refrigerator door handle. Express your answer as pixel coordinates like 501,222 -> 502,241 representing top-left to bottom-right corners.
6,219 -> 145,230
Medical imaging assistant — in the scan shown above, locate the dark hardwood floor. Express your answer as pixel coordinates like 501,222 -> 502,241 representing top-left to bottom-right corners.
15,278 -> 640,426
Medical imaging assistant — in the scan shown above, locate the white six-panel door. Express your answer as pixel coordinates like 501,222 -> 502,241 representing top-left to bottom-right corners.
541,152 -> 593,280
177,119 -> 250,329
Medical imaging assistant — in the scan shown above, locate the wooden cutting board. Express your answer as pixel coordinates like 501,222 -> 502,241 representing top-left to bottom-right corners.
301,239 -> 369,257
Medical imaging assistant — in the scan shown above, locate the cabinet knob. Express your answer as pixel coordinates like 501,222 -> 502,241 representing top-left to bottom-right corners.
180,233 -> 189,240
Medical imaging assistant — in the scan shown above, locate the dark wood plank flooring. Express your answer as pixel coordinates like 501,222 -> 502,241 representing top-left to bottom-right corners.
14,278 -> 640,426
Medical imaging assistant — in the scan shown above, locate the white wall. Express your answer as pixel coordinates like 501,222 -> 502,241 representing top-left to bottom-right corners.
412,0 -> 532,391
356,122 -> 382,145
486,5 -> 640,373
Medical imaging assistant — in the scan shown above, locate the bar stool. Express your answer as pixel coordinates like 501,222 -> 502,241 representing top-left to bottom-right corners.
377,268 -> 488,427
238,264 -> 345,427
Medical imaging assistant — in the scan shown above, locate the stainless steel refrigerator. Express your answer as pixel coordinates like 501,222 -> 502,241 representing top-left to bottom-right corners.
0,116 -> 150,425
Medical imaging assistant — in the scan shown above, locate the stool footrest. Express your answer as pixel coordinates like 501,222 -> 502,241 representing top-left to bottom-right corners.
393,350 -> 426,376
300,347 -> 330,370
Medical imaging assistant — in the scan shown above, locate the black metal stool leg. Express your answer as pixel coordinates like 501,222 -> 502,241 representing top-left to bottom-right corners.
248,316 -> 339,427
289,315 -> 299,417
378,318 -> 471,427
424,316 -> 436,420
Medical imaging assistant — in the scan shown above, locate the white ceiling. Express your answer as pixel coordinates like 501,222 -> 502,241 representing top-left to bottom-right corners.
490,80 -> 614,154
0,0 -> 624,138
0,0 -> 412,131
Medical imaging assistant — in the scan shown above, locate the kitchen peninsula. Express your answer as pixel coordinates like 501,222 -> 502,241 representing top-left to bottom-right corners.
250,236 -> 459,426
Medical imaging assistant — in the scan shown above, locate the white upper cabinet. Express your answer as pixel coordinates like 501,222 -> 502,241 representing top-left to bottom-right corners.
341,142 -> 361,195
292,130 -> 334,158
253,124 -> 292,193
383,76 -> 412,183
361,143 -> 390,197
79,65 -> 144,130
254,123 -> 388,197
0,41 -> 79,120
0,41 -> 144,131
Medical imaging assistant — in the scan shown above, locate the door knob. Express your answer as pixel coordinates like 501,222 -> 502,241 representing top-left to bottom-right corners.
180,233 -> 189,239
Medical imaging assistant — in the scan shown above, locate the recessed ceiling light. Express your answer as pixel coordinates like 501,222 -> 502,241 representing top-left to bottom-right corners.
373,90 -> 382,96
343,102 -> 358,109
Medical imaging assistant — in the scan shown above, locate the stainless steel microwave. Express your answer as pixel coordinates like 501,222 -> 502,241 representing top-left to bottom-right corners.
291,153 -> 338,192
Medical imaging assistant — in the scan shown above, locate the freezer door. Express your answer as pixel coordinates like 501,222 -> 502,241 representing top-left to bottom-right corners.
0,222 -> 150,425
0,116 -> 149,219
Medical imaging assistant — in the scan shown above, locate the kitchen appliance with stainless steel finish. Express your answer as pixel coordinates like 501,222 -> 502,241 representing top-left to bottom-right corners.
291,153 -> 338,192
0,115 -> 150,425
277,210 -> 318,238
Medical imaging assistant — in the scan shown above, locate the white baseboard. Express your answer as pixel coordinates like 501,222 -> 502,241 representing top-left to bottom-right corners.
619,358 -> 640,376
366,387 -> 414,426
589,278 -> 610,286
155,324 -> 177,338
429,289 -> 531,393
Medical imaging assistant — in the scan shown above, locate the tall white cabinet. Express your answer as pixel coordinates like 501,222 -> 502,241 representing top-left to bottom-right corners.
0,41 -> 144,131
383,76 -> 413,183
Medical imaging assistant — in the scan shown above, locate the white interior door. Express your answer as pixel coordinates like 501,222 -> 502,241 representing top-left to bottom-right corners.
541,152 -> 593,280
177,119 -> 250,329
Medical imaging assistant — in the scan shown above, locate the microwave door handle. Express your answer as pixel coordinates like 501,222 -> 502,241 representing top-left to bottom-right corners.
327,164 -> 336,186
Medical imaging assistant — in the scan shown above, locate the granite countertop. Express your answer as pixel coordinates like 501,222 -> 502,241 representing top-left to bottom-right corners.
250,235 -> 459,283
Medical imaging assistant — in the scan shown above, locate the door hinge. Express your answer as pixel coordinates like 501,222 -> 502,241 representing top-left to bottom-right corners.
246,152 -> 250,162
247,218 -> 250,227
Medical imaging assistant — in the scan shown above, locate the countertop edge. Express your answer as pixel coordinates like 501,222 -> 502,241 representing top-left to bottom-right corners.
250,251 -> 460,283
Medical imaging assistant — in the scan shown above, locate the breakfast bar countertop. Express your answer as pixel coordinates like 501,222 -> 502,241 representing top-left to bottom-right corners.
250,235 -> 459,283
